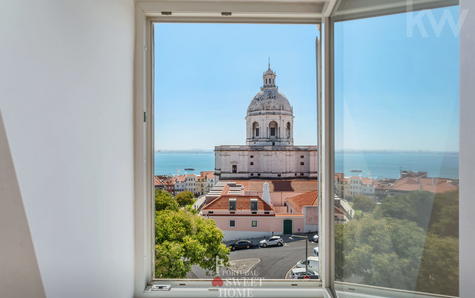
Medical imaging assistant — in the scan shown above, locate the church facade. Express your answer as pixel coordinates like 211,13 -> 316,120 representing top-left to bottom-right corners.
215,65 -> 318,180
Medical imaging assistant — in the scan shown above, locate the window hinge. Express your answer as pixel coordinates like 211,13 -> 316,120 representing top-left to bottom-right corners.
147,284 -> 171,292
143,111 -> 147,122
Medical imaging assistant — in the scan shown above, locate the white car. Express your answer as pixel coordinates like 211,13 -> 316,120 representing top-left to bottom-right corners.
290,267 -> 319,279
311,234 -> 319,243
259,236 -> 284,247
295,256 -> 319,271
313,247 -> 319,257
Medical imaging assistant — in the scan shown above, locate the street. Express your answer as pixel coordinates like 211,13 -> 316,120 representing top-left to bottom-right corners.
189,235 -> 318,279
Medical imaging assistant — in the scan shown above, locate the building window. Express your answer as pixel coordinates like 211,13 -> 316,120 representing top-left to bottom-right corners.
228,198 -> 236,211
301,155 -> 304,158
251,220 -> 257,228
270,127 -> 276,136
250,162 -> 254,165
250,155 -> 254,158
230,220 -> 235,227
232,164 -> 237,173
300,162 -> 304,165
269,121 -> 278,137
250,199 -> 258,211
253,122 -> 260,137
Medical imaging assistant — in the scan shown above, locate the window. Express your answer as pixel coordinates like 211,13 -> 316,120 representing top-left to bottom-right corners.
253,122 -> 260,137
251,220 -> 257,227
250,199 -> 258,211
139,0 -> 462,296
269,121 -> 278,137
334,6 -> 460,297
300,162 -> 304,165
228,198 -> 236,211
250,162 -> 254,165
230,220 -> 235,227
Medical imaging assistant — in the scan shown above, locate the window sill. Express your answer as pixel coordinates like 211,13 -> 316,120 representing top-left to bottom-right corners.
138,286 -> 329,298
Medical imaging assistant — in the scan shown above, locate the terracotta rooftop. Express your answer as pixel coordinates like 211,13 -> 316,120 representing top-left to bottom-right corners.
390,177 -> 458,193
154,176 -> 174,186
286,190 -> 318,214
200,171 -> 215,179
202,194 -> 274,212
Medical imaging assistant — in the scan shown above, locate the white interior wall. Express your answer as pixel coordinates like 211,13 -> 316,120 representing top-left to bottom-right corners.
0,1 -> 135,298
460,0 -> 475,297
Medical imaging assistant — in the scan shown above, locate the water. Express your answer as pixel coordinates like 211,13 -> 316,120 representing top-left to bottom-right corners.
335,151 -> 459,179
154,151 -> 214,176
154,151 -> 459,179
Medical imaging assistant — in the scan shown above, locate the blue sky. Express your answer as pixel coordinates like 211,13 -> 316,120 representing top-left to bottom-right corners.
154,6 -> 459,152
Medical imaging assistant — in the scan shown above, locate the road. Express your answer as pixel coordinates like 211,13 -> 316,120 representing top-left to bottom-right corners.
189,235 -> 318,279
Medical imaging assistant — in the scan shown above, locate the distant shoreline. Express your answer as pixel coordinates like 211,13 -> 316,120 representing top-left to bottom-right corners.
155,150 -> 459,154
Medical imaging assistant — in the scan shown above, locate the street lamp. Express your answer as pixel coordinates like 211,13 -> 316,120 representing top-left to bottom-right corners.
289,234 -> 308,273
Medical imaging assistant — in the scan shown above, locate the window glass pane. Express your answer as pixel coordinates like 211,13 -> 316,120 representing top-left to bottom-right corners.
334,6 -> 459,296
153,23 -> 319,281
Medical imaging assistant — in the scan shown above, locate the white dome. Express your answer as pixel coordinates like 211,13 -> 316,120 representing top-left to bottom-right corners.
247,89 -> 293,116
245,65 -> 295,146
247,66 -> 293,116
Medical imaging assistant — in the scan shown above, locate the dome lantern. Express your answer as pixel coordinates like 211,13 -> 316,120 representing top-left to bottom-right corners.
246,63 -> 294,146
262,59 -> 276,88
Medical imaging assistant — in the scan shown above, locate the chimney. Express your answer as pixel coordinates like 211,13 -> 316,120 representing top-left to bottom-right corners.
262,182 -> 271,206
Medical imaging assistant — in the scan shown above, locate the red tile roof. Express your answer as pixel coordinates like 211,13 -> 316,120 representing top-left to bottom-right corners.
390,177 -> 458,193
286,190 -> 318,214
202,195 -> 273,212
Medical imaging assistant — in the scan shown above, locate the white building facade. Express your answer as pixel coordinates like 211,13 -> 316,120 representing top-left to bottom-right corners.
215,65 -> 318,179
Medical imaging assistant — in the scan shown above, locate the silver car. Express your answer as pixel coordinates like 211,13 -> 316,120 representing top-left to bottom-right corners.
259,236 -> 284,247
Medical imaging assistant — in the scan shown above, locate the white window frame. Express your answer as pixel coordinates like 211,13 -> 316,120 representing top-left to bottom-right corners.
133,1 -> 459,297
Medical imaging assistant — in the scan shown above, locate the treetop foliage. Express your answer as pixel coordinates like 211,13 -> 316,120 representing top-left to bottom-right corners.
336,191 -> 459,296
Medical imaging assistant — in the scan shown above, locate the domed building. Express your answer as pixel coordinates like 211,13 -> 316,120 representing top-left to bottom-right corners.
215,65 -> 318,179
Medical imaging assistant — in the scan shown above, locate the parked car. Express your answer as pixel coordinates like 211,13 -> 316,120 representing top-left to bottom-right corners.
311,234 -> 319,243
295,256 -> 319,271
259,236 -> 284,247
313,246 -> 319,257
291,267 -> 319,279
229,240 -> 257,251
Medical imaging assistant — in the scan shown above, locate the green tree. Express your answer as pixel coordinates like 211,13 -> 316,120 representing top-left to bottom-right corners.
176,191 -> 195,207
155,189 -> 178,211
336,190 -> 460,296
427,191 -> 459,238
335,215 -> 425,291
380,191 -> 434,228
155,209 -> 229,278
416,234 -> 459,296
352,196 -> 376,213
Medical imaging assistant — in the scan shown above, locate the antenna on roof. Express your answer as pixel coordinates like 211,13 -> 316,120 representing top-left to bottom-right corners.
268,57 -> 271,70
